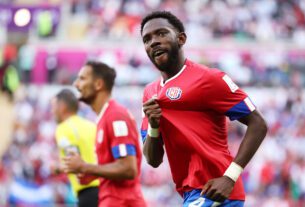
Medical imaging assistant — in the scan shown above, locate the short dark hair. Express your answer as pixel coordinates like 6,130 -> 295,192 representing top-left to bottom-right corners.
56,89 -> 79,112
140,11 -> 185,34
85,60 -> 116,92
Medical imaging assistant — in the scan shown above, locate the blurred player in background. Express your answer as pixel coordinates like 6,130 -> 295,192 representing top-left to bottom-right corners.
140,11 -> 268,207
51,89 -> 99,207
63,61 -> 146,207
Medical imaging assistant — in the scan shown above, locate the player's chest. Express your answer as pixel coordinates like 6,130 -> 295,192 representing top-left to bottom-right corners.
95,127 -> 113,164
154,79 -> 204,110
95,123 -> 111,153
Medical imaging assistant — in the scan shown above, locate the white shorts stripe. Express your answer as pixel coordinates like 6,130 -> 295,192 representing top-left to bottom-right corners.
244,97 -> 255,112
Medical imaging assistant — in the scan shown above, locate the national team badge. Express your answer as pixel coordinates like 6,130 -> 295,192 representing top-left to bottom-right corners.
166,87 -> 182,100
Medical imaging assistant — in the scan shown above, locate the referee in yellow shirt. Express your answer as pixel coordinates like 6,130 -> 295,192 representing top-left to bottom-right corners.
51,89 -> 99,207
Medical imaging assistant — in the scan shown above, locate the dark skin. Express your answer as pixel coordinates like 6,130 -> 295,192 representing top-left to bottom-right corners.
142,98 -> 164,168
62,152 -> 137,180
142,18 -> 268,202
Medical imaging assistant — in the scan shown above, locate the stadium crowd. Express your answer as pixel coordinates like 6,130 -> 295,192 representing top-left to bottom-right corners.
1,0 -> 305,43
0,0 -> 305,206
91,0 -> 305,43
0,75 -> 305,206
1,44 -> 304,88
33,0 -> 305,43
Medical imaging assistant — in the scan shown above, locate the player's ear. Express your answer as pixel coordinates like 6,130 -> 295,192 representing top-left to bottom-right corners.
177,32 -> 187,48
95,78 -> 105,91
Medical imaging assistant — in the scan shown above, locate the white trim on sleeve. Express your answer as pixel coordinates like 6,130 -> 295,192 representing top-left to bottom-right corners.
119,144 -> 127,157
244,97 -> 255,112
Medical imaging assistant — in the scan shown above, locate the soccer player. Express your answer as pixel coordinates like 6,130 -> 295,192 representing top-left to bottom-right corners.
140,11 -> 268,207
51,89 -> 99,207
62,61 -> 146,207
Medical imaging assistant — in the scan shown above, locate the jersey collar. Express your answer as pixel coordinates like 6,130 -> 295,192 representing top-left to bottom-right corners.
160,62 -> 187,87
95,101 -> 110,124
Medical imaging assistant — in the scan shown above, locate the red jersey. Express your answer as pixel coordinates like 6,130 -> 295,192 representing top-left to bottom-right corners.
96,99 -> 146,206
141,59 -> 256,200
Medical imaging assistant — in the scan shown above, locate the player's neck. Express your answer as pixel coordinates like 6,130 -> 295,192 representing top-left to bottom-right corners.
161,56 -> 186,81
61,112 -> 75,122
91,92 -> 111,115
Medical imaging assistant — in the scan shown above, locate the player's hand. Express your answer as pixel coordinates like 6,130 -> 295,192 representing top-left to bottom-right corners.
50,163 -> 63,175
77,173 -> 85,179
143,95 -> 162,128
62,152 -> 85,174
200,176 -> 235,203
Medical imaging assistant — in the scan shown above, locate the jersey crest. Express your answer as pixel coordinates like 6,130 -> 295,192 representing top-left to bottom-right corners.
166,87 -> 182,100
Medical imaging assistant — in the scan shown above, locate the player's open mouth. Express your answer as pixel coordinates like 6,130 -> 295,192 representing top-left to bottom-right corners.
153,50 -> 167,60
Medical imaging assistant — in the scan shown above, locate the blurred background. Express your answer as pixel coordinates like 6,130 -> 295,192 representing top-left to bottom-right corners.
0,0 -> 305,206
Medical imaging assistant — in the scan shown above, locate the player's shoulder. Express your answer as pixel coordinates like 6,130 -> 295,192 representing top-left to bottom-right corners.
107,100 -> 130,119
187,60 -> 231,91
207,68 -> 226,81
68,115 -> 95,131
142,78 -> 161,101
144,78 -> 160,91
186,59 -> 222,77
55,121 -> 69,139
75,115 -> 95,126
56,120 -> 68,132
193,63 -> 225,80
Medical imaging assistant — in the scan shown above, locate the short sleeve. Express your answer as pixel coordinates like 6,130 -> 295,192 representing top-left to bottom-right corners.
205,70 -> 256,120
105,111 -> 138,159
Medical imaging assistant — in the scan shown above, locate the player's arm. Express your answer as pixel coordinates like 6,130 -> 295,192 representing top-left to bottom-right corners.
202,110 -> 267,202
143,134 -> 164,168
50,163 -> 65,175
63,152 -> 137,180
233,109 -> 267,167
202,72 -> 268,202
142,97 -> 164,168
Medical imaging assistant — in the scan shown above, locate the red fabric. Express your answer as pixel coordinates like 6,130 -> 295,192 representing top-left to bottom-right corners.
96,100 -> 146,205
99,195 -> 146,207
79,174 -> 98,185
141,59 -> 248,200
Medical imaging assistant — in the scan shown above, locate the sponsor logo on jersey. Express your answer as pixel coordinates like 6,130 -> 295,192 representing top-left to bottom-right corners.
166,87 -> 182,100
